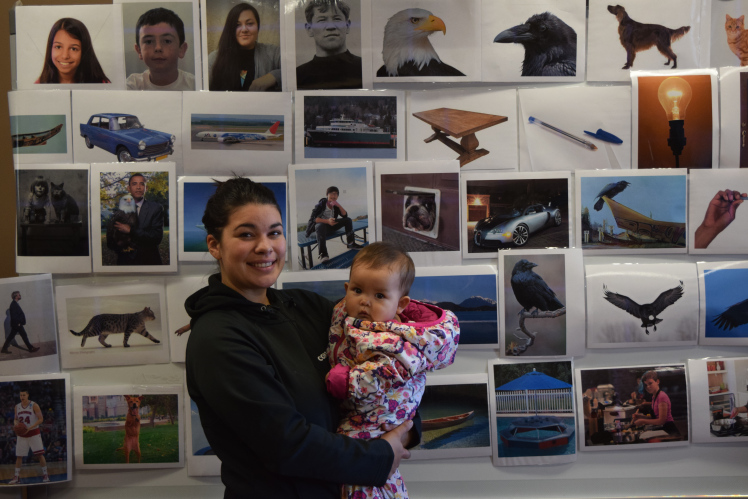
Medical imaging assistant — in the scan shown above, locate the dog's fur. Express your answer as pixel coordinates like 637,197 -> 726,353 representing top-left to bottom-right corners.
403,194 -> 436,232
607,5 -> 690,69
23,177 -> 50,224
120,395 -> 143,463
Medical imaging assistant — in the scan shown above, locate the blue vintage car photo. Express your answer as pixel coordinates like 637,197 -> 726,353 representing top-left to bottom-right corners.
473,203 -> 562,247
80,113 -> 175,162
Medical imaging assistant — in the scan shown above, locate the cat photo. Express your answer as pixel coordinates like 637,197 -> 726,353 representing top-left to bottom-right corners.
54,282 -> 170,369
50,182 -> 80,223
726,14 -> 748,66
711,1 -> 748,67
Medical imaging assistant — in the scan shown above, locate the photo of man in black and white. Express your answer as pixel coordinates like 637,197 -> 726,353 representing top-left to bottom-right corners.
1,292 -> 39,355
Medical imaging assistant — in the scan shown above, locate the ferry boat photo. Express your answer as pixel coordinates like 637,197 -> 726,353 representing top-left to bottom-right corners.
305,115 -> 395,148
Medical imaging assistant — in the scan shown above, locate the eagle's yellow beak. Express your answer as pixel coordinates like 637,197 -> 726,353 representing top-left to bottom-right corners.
415,15 -> 446,35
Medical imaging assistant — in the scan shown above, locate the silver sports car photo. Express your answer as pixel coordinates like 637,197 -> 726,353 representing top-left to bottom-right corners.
473,204 -> 562,247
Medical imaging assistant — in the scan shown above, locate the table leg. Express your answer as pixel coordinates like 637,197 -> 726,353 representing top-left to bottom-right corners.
457,133 -> 490,167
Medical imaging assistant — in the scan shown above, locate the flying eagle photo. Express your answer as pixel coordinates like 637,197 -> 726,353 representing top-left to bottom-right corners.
712,298 -> 748,331
377,8 -> 465,77
603,281 -> 684,334
493,12 -> 577,77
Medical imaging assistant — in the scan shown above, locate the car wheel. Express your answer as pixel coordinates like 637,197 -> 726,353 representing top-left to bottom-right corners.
512,224 -> 529,246
84,136 -> 94,149
554,211 -> 562,226
116,147 -> 134,162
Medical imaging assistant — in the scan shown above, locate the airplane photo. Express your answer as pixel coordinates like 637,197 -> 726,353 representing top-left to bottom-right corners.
195,121 -> 282,144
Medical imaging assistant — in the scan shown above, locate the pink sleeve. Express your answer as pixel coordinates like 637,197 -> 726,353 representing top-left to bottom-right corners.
326,363 -> 350,399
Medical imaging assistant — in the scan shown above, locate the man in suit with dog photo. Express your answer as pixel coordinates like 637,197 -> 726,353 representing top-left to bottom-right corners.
106,173 -> 164,266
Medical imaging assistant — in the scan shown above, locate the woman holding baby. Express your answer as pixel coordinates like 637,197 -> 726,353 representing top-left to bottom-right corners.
184,177 -> 414,498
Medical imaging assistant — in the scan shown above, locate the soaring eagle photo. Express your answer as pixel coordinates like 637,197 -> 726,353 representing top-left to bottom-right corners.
377,8 -> 465,77
603,281 -> 684,335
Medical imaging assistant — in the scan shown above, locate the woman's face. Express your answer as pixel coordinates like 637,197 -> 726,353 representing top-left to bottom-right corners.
51,29 -> 82,83
643,378 -> 660,394
207,202 -> 285,304
235,9 -> 259,49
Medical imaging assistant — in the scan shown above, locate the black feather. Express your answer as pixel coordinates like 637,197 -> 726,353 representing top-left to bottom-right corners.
376,60 -> 465,77
712,298 -> 748,331
603,281 -> 684,334
593,181 -> 630,211
494,12 -> 577,77
510,259 -> 564,313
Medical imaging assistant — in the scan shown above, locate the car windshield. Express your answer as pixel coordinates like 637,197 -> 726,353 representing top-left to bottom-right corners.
494,207 -> 521,217
114,117 -> 143,130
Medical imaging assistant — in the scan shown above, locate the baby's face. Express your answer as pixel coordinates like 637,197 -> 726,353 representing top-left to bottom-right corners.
136,22 -> 187,72
344,264 -> 407,322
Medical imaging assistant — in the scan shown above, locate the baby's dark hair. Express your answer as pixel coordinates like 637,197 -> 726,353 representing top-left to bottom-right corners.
202,177 -> 282,241
304,0 -> 351,23
350,242 -> 415,295
135,7 -> 186,46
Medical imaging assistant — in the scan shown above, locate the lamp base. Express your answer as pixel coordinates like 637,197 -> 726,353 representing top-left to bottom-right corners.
667,120 -> 687,167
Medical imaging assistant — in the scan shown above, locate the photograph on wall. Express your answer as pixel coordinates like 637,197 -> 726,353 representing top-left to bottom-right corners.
499,249 -> 584,358
178,176 -> 287,262
278,265 -> 499,348
575,169 -> 687,254
407,88 -> 518,171
9,90 -> 72,165
697,261 -> 748,347
74,384 -> 183,469
518,85 -> 631,171
289,163 -> 374,271
201,0 -> 284,92
718,66 -> 748,168
689,169 -> 748,254
182,91 -> 292,175
15,165 -> 91,275
687,357 -> 748,443
90,163 -> 177,273
481,0 -> 586,83
166,275 -> 209,363
55,281 -> 170,369
587,0 -> 708,82
488,359 -> 576,466
72,90 -> 182,168
294,90 -> 405,163
410,374 -> 491,460
15,5 -> 125,89
0,374 -> 71,486
0,275 -> 59,376
585,262 -> 698,348
375,161 -> 460,267
461,171 -> 571,259
632,70 -> 719,169
710,0 -> 748,69
285,0 -> 372,90
185,395 -> 219,475
119,0 -> 201,91
367,0 -> 480,83
575,364 -> 689,450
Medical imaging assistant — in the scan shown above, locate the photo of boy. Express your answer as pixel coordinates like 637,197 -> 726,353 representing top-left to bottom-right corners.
126,7 -> 196,90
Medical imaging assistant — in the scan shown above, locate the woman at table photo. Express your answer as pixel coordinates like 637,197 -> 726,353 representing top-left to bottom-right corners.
184,177 -> 414,498
208,3 -> 281,91
631,370 -> 679,435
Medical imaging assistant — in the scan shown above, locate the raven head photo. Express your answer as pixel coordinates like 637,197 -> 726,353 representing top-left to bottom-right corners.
510,258 -> 565,314
493,11 -> 577,77
378,8 -> 465,77
603,281 -> 684,334
593,180 -> 630,211
403,194 -> 436,232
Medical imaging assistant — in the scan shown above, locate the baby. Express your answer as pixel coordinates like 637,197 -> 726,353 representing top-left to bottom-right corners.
326,242 -> 459,499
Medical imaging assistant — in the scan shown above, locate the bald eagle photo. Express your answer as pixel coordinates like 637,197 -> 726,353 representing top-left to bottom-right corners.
493,12 -> 577,77
377,8 -> 465,77
108,194 -> 139,254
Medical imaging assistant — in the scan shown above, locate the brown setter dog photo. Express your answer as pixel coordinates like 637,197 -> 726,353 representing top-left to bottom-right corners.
119,395 -> 143,463
607,5 -> 690,69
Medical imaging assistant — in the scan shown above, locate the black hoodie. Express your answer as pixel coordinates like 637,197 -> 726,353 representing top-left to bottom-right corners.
185,274 -> 393,498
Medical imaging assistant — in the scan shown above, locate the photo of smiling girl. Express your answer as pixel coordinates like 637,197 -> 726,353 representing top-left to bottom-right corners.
36,18 -> 110,84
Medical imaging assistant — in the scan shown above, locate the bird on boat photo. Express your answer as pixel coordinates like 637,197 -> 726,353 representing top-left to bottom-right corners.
493,12 -> 577,77
377,8 -> 465,77
510,259 -> 565,315
602,281 -> 684,334
593,180 -> 631,211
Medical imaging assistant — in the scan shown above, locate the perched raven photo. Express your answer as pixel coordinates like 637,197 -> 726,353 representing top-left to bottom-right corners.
603,281 -> 684,334
593,180 -> 631,211
712,297 -> 748,331
510,259 -> 564,314
493,12 -> 577,77
377,8 -> 465,77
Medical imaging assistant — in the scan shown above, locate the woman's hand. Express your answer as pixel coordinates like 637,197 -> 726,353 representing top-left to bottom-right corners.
249,73 -> 277,91
380,420 -> 413,478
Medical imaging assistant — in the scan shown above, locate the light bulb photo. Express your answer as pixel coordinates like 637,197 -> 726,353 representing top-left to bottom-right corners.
657,77 -> 693,121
